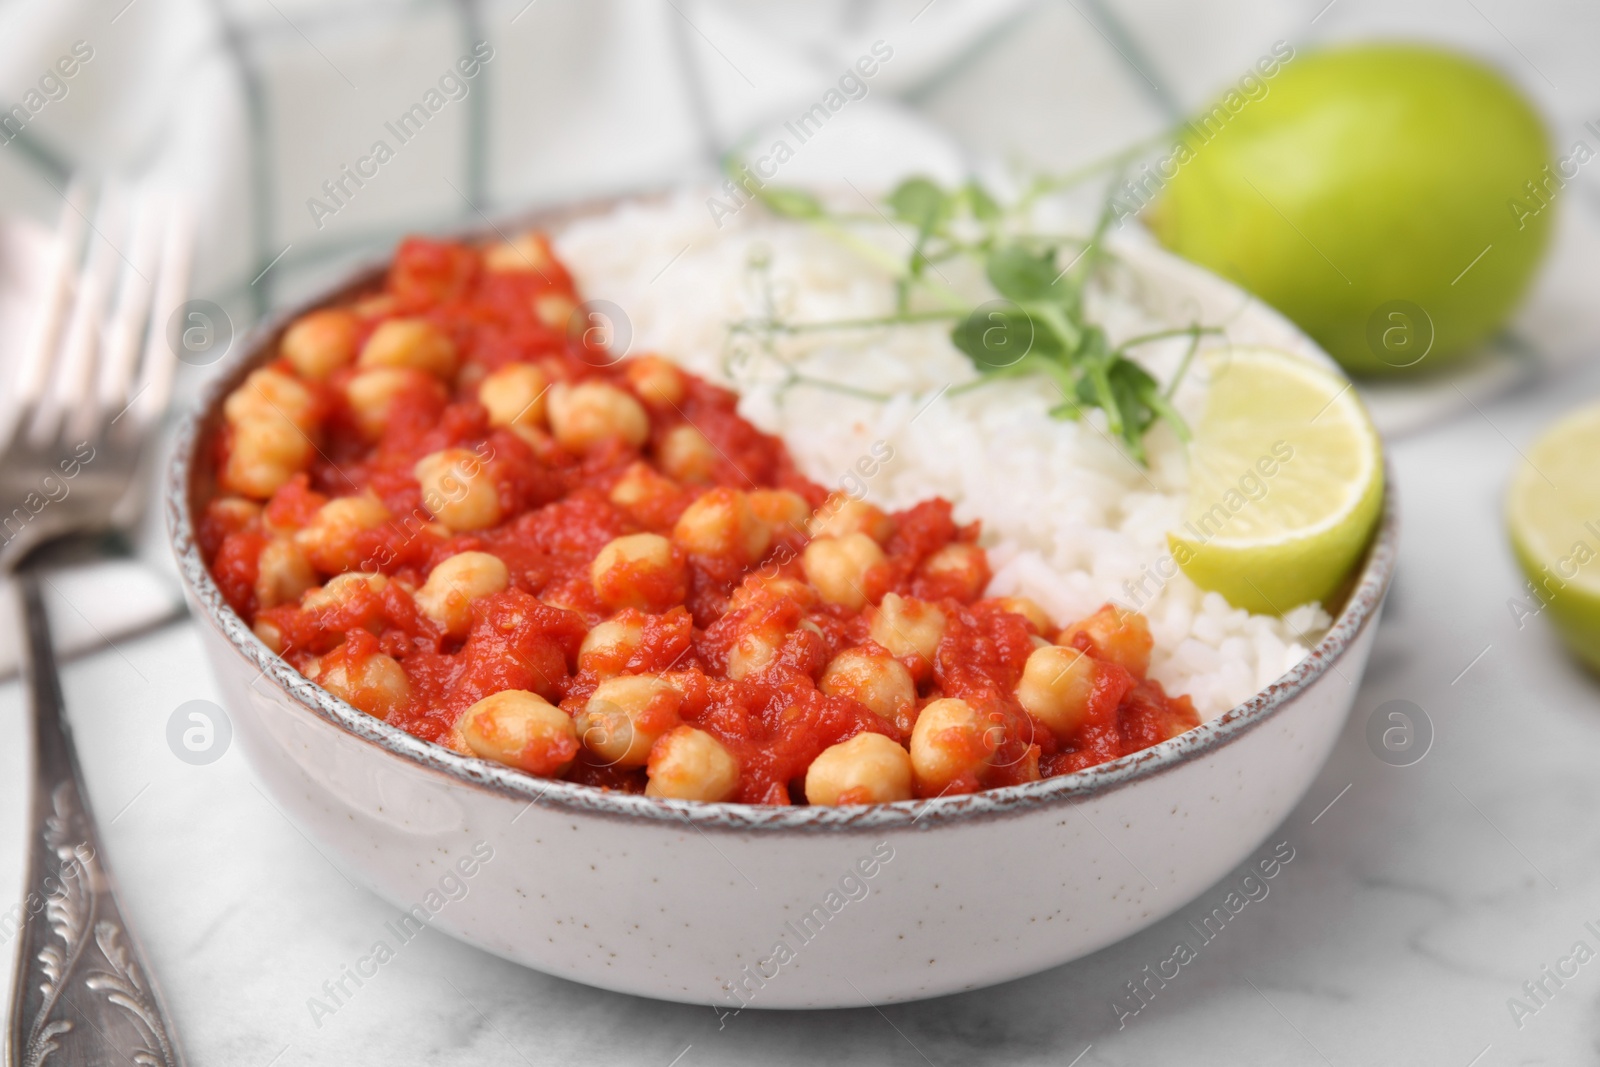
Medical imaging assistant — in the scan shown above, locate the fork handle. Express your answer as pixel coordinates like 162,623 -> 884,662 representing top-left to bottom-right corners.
7,571 -> 182,1067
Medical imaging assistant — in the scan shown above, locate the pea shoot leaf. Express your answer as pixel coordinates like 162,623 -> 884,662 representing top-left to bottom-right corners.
950,305 -> 1061,369
887,177 -> 949,233
963,182 -> 1001,222
759,187 -> 825,219
1106,358 -> 1160,439
985,244 -> 1065,303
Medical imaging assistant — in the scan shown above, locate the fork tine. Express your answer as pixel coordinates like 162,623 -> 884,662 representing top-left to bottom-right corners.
29,183 -> 122,449
57,184 -> 130,446
127,194 -> 191,435
5,178 -> 90,449
98,183 -> 161,426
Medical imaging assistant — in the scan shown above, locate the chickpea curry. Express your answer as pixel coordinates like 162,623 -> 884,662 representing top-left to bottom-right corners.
200,233 -> 1200,806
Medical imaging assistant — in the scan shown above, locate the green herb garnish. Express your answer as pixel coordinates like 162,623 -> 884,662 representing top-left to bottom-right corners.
726,163 -> 1220,464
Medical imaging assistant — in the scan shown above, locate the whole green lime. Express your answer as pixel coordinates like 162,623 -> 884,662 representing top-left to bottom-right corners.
1145,44 -> 1553,375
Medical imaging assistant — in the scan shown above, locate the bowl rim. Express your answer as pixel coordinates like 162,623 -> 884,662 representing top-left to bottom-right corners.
166,195 -> 1400,833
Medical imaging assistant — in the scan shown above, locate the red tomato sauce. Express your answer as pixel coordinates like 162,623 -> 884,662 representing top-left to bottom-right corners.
201,233 -> 1199,805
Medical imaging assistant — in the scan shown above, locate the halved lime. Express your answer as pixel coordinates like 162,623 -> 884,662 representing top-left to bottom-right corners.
1507,404 -> 1600,671
1170,347 -> 1384,614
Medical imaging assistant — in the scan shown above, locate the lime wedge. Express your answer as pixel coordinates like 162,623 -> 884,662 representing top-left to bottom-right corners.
1169,347 -> 1384,614
1507,403 -> 1600,672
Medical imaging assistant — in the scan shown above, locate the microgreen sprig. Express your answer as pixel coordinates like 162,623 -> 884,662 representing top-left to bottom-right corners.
731,165 -> 1220,464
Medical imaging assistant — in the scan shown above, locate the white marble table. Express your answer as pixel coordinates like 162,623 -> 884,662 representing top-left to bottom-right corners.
6,0 -> 1600,1063
3,354 -> 1596,1066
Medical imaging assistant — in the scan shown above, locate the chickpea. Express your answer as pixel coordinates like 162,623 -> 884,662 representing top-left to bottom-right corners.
909,698 -> 996,794
673,488 -> 770,563
358,318 -> 457,378
591,533 -> 686,613
745,489 -> 810,540
224,368 -> 318,430
253,619 -> 284,654
344,368 -> 446,441
805,733 -> 914,805
352,293 -> 397,319
317,649 -> 410,720
920,542 -> 989,601
281,308 -> 360,380
209,496 -> 262,530
802,533 -> 886,610
509,421 -> 563,460
539,583 -> 588,615
609,462 -> 679,519
995,596 -> 1053,634
255,538 -> 316,610
729,574 -> 815,612
415,551 -> 510,638
478,363 -> 549,431
657,424 -> 717,483
623,355 -> 685,407
1058,605 -> 1152,678
457,689 -> 578,777
482,231 -> 552,274
301,571 -> 389,612
535,292 -> 577,331
808,494 -> 894,544
578,615 -> 646,676
294,492 -> 391,574
1016,645 -> 1097,739
820,648 -> 916,721
414,448 -> 502,532
575,674 -> 683,767
456,360 -> 488,393
726,621 -> 789,681
645,726 -> 740,802
222,417 -> 313,499
868,593 -> 947,673
547,380 -> 649,453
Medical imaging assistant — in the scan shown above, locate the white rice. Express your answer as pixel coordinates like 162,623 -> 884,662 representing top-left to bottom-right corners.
554,193 -> 1330,719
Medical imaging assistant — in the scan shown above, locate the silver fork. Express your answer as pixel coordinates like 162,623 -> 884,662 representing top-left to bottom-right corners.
2,179 -> 190,1067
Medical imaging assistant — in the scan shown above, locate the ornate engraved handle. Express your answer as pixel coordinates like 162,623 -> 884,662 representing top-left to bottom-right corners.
7,573 -> 182,1067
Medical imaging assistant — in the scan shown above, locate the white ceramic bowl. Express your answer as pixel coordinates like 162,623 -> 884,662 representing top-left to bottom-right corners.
167,213 -> 1397,1009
